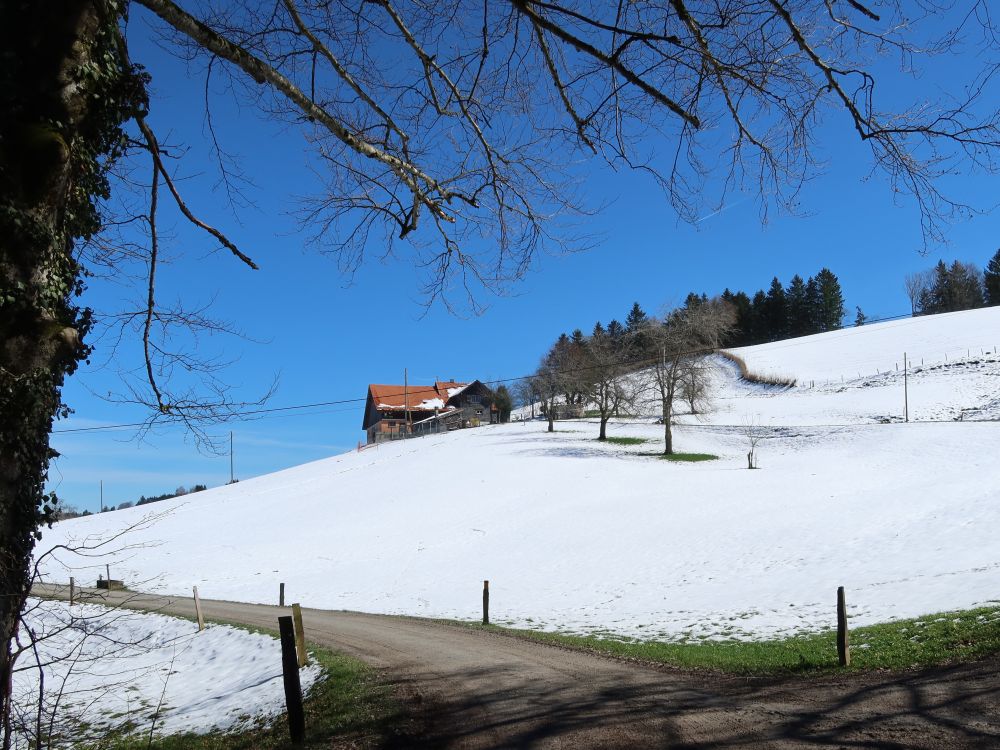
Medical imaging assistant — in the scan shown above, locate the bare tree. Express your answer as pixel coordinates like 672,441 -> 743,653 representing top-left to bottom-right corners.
644,300 -> 734,455
584,329 -> 639,440
742,416 -> 765,470
904,271 -> 932,316
512,378 -> 539,420
532,355 -> 563,433
681,364 -> 709,416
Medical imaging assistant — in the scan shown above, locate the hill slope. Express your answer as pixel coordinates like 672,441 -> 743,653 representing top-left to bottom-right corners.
38,308 -> 1000,641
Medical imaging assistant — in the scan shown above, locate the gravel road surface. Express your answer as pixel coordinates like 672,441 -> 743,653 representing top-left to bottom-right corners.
33,585 -> 1000,748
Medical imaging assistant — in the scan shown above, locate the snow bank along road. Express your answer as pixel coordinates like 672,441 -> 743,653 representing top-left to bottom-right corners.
34,585 -> 1000,749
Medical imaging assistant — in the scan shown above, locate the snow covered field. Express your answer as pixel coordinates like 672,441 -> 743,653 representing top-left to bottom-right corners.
12,599 -> 320,748
36,307 -> 1000,642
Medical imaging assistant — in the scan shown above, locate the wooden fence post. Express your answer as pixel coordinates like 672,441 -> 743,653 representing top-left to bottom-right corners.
291,603 -> 307,667
483,580 -> 490,625
69,577 -> 74,606
278,616 -> 305,744
837,586 -> 850,667
105,564 -> 110,583
280,582 -> 285,608
193,586 -> 205,632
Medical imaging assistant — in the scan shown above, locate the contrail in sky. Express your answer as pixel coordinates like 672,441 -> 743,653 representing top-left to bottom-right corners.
695,197 -> 748,223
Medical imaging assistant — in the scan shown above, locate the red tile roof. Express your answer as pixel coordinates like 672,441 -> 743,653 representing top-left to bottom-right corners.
368,382 -> 468,411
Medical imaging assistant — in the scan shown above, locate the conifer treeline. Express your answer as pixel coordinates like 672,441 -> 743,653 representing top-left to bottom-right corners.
907,252 -> 1000,315
698,268 -> 846,347
550,268 -> 848,364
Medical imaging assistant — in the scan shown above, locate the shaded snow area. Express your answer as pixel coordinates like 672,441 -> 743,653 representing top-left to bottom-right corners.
12,599 -> 320,748
36,307 -> 1000,643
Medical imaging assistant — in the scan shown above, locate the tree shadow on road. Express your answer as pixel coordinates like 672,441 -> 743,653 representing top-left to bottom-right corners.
380,658 -> 1000,749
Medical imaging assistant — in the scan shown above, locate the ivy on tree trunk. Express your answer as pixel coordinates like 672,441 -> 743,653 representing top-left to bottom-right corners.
0,1 -> 145,739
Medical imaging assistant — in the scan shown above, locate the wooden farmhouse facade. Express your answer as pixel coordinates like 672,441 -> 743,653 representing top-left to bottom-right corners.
362,380 -> 497,444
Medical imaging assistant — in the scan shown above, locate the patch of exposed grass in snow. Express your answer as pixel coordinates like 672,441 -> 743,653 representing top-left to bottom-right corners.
602,436 -> 649,446
646,452 -> 718,462
454,605 -> 1000,676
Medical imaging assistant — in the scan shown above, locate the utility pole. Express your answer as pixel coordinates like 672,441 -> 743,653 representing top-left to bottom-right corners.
230,431 -> 235,483
100,479 -> 103,512
404,367 -> 410,434
903,352 -> 909,423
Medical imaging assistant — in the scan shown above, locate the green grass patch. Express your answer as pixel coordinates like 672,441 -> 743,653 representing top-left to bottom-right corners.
602,436 -> 648,446
659,452 -> 717,462
635,451 -> 718,462
450,605 -> 1000,676
89,621 -> 396,750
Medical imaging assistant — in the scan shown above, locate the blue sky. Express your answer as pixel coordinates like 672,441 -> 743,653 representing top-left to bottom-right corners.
48,7 -> 1000,512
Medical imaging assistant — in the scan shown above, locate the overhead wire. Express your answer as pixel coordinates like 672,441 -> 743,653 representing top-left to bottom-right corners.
52,305 -> 1000,435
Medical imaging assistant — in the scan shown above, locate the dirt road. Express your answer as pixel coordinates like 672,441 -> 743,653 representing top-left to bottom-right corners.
34,585 -> 1000,748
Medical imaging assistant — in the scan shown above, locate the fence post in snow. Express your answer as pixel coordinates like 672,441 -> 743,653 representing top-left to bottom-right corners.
292,603 -> 307,667
193,586 -> 205,632
278,615 -> 306,743
483,580 -> 490,625
69,577 -> 74,606
280,582 -> 285,608
904,353 -> 909,423
837,586 -> 851,667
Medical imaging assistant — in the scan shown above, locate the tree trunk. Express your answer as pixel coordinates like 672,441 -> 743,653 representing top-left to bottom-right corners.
547,400 -> 554,432
598,415 -> 608,440
0,1 -> 132,736
662,400 -> 673,455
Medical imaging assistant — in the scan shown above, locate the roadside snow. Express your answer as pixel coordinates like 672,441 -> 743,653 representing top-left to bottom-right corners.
35,307 -> 1000,643
12,598 -> 320,748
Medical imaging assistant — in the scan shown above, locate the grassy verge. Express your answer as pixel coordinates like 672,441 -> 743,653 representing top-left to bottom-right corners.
97,620 -> 396,750
603,436 -> 648,446
454,605 -> 1000,676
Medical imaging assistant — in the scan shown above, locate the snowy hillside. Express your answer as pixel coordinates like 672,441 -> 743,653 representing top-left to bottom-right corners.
729,306 -> 1000,384
37,308 -> 1000,642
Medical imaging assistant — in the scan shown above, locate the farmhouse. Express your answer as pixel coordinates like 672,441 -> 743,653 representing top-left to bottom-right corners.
363,380 -> 497,443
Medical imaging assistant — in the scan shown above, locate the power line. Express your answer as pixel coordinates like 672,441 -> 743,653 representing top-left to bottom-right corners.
51,310 -> 999,435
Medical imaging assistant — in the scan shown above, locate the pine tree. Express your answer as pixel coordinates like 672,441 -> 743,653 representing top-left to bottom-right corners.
683,292 -> 704,309
625,301 -> 649,331
815,268 -> 845,331
947,260 -> 984,310
986,248 -> 1000,306
749,289 -> 768,344
762,277 -> 787,341
728,290 -> 753,346
568,329 -> 589,403
606,319 -> 625,340
854,306 -> 866,327
493,384 -> 513,423
804,276 -> 822,334
592,321 -> 606,337
785,274 -> 809,336
625,302 -> 651,361
920,260 -> 950,314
